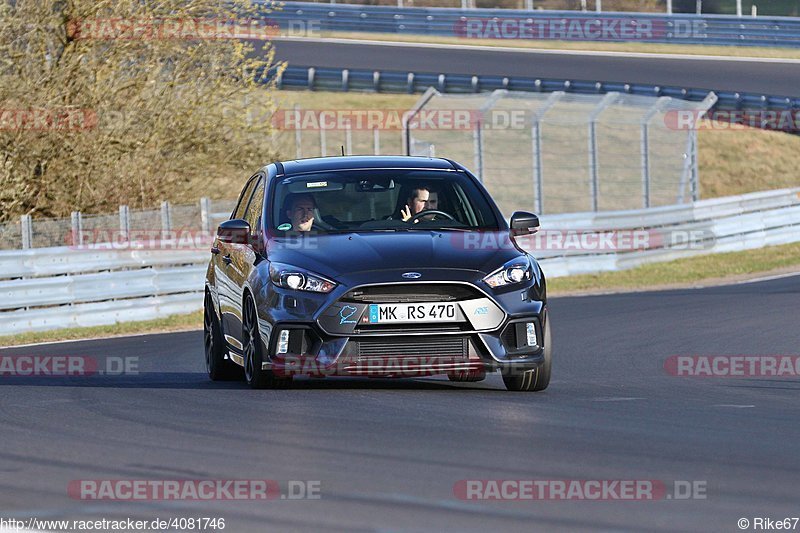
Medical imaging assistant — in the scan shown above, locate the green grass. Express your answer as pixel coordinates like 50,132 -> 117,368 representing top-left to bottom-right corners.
319,31 -> 800,60
0,311 -> 202,348
548,241 -> 800,294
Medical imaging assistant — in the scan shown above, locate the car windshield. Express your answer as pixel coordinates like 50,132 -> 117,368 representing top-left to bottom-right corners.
271,169 -> 500,234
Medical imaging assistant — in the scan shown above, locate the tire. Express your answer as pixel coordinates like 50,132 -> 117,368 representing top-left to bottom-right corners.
204,292 -> 240,381
242,296 -> 292,389
502,319 -> 552,392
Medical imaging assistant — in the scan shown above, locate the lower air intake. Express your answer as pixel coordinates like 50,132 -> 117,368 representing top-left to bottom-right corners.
357,336 -> 468,359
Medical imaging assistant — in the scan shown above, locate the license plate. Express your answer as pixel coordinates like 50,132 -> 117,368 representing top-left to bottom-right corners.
368,303 -> 459,324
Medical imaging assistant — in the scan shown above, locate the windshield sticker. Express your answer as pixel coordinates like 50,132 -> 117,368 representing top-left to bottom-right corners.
306,181 -> 328,188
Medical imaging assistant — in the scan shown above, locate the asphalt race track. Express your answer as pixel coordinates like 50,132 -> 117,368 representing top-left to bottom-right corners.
1,274 -> 799,532
271,38 -> 800,97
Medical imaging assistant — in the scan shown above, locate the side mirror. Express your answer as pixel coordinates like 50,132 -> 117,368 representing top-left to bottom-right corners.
217,219 -> 251,245
510,211 -> 540,237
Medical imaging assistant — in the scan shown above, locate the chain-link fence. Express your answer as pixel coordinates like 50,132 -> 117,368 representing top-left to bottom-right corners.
406,88 -> 717,216
2,89 -> 717,248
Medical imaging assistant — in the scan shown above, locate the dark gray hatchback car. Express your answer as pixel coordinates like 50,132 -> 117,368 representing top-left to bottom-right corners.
204,156 -> 551,391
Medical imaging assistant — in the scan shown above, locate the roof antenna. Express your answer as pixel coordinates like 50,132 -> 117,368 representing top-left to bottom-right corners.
341,145 -> 345,156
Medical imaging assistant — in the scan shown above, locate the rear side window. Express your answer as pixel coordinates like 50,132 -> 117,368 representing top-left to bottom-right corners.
232,175 -> 259,220
243,179 -> 265,232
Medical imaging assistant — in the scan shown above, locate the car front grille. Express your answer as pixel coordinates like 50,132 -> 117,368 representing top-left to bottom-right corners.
356,336 -> 468,359
342,283 -> 482,304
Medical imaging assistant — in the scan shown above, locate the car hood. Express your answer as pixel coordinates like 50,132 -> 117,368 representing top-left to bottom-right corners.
266,230 -> 525,280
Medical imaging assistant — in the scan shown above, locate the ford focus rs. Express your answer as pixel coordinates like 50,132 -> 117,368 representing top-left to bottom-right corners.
204,156 -> 551,391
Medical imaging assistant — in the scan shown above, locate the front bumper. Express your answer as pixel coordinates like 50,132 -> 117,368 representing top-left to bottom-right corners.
260,279 -> 546,377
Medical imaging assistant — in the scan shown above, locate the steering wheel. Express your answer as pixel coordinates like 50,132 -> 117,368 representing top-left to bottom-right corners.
409,210 -> 456,223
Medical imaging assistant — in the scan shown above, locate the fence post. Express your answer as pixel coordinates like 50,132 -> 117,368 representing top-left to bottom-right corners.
345,121 -> 353,155
532,122 -> 543,214
307,67 -> 315,90
525,0 -> 533,10
373,127 -> 380,155
690,128 -> 700,201
640,97 -> 671,209
119,205 -> 130,242
588,93 -> 620,212
200,197 -> 211,233
20,214 -> 32,249
71,211 -> 83,247
666,0 -> 672,14
531,91 -> 563,215
736,0 -> 742,17
294,104 -> 302,159
676,92 -> 717,204
161,201 -> 172,239
320,127 -> 327,157
640,123 -> 651,209
471,89 -> 507,184
596,0 -> 602,13
472,120 -> 483,182
403,87 -> 438,156
696,0 -> 702,14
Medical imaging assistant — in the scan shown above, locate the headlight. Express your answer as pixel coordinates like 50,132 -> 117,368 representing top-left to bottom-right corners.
483,257 -> 533,288
269,262 -> 337,293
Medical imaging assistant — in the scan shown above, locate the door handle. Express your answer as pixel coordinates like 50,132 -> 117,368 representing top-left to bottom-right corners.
222,254 -> 232,265
211,246 -> 220,255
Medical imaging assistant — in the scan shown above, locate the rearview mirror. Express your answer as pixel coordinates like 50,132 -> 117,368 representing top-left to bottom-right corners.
510,211 -> 540,237
217,219 -> 251,244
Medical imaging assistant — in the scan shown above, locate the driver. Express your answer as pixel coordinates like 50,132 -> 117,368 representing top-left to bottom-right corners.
286,194 -> 316,232
401,186 -> 439,222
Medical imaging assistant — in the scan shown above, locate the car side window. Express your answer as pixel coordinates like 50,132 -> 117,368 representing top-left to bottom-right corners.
243,178 -> 265,233
232,175 -> 259,220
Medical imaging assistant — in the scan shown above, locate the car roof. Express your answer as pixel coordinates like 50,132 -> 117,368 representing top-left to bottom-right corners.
276,156 -> 457,176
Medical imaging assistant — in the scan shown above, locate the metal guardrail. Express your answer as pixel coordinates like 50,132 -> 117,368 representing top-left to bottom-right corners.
274,65 -> 800,114
0,246 -> 207,336
537,188 -> 800,231
270,1 -> 800,48
1,188 -> 798,336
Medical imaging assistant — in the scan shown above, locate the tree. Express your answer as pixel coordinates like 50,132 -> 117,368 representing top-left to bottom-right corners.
0,0 -> 284,221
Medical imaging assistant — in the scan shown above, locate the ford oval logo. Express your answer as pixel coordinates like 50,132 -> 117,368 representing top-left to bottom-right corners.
402,272 -> 422,279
